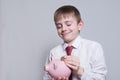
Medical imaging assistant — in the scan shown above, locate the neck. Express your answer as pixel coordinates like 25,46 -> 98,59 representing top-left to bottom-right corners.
65,35 -> 79,45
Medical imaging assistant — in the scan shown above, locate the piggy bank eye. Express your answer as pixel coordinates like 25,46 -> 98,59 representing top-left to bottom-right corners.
53,63 -> 57,70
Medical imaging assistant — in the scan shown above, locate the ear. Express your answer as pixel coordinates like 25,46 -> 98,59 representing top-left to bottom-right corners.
78,21 -> 84,31
51,57 -> 55,61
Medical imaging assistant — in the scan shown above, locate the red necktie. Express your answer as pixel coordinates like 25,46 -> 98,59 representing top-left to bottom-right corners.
66,46 -> 73,55
66,46 -> 73,80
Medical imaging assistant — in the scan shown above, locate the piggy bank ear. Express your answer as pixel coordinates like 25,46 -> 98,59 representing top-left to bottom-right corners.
51,57 -> 55,61
49,56 -> 55,61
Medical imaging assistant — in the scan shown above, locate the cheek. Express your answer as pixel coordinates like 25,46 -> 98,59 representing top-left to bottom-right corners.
72,28 -> 80,35
75,26 -> 80,31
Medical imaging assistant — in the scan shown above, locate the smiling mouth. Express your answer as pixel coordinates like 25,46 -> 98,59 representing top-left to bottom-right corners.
62,32 -> 71,37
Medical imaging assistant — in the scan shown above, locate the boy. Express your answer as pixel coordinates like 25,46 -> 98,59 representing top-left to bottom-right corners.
43,5 -> 107,80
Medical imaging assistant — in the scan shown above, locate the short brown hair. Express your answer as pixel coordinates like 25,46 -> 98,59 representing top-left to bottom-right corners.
54,5 -> 82,23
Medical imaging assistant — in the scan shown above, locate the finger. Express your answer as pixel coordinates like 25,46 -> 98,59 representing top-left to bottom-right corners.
72,56 -> 80,62
64,56 -> 80,63
61,57 -> 64,61
63,56 -> 74,64
61,56 -> 67,61
65,62 -> 79,71
65,58 -> 79,67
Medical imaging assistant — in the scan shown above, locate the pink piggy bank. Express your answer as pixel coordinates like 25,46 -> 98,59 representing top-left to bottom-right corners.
44,57 -> 71,79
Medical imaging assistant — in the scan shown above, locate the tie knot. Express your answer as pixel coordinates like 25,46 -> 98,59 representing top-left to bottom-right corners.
66,46 -> 74,55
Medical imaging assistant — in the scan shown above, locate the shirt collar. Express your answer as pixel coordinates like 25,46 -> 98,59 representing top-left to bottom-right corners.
63,35 -> 82,50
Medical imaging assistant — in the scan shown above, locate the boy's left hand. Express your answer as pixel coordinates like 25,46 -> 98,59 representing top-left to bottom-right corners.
61,55 -> 83,76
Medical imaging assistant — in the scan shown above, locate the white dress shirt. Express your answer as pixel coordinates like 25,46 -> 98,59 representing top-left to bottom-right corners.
43,36 -> 107,80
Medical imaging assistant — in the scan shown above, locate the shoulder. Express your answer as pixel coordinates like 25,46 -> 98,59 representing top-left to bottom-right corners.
50,44 -> 63,52
81,37 -> 103,49
49,43 -> 64,55
49,44 -> 64,59
81,38 -> 104,58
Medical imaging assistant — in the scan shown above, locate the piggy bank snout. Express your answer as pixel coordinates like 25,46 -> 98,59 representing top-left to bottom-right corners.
44,65 -> 49,72
44,63 -> 57,72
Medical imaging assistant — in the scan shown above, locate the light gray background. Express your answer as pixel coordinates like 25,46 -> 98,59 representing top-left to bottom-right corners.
0,0 -> 120,80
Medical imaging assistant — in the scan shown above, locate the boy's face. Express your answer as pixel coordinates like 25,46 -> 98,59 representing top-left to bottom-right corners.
55,15 -> 83,44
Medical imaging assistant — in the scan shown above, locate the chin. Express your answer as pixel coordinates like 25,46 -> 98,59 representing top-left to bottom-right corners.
62,36 -> 72,42
63,38 -> 72,43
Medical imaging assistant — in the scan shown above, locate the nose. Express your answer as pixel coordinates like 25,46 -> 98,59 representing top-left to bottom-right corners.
61,25 -> 67,31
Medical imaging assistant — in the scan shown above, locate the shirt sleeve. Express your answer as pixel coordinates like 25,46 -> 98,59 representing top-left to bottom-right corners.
81,43 -> 107,80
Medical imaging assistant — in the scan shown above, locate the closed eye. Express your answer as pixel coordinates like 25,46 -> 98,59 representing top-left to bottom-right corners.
66,24 -> 71,26
65,21 -> 72,27
56,23 -> 62,29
